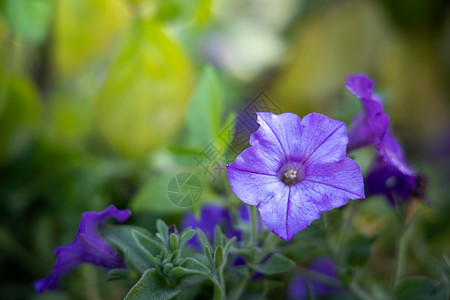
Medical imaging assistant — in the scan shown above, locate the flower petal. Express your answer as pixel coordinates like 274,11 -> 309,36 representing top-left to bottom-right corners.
268,159 -> 364,241
250,112 -> 303,159
376,131 -> 415,177
227,139 -> 282,177
34,205 -> 131,293
298,113 -> 348,164
227,160 -> 283,206
366,131 -> 422,204
345,74 -> 374,100
345,74 -> 389,151
256,184 -> 295,241
347,100 -> 389,151
303,158 -> 366,202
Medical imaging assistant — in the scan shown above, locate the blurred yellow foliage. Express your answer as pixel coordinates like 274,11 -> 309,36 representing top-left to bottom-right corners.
95,18 -> 193,158
53,0 -> 131,77
45,92 -> 94,150
270,1 -> 386,116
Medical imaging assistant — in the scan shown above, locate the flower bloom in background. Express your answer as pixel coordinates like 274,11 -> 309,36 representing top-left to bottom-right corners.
34,205 -> 131,293
345,74 -> 389,152
181,204 -> 240,249
345,74 -> 426,204
288,257 -> 343,299
227,112 -> 365,242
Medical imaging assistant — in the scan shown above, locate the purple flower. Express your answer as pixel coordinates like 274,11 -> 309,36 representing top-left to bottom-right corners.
181,204 -> 240,248
345,74 -> 426,203
366,132 -> 426,204
226,112 -> 364,242
34,205 -> 131,293
345,74 -> 389,152
288,257 -> 343,299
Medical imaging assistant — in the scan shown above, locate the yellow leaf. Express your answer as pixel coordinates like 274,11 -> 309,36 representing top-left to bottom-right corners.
53,0 -> 131,77
95,18 -> 194,158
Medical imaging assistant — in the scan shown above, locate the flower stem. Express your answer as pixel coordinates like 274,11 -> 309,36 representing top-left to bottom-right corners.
250,206 -> 258,248
296,266 -> 341,287
337,203 -> 356,261
391,223 -> 408,289
217,270 -> 226,299
229,272 -> 251,300
350,281 -> 375,300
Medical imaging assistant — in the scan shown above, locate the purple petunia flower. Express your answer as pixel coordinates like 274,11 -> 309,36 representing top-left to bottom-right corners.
345,74 -> 426,203
181,204 -> 240,249
226,112 -> 365,242
288,257 -> 343,300
366,132 -> 426,204
345,74 -> 389,152
34,205 -> 131,293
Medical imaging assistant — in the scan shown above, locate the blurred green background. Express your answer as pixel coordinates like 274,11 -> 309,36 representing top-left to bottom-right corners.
0,0 -> 449,299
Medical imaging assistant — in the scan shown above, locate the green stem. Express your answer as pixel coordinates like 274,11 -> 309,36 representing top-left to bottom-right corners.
298,267 -> 375,300
250,206 -> 258,248
229,272 -> 251,300
257,232 -> 278,263
337,203 -> 356,260
296,267 -> 341,288
219,268 -> 226,297
349,281 -> 375,300
391,224 -> 408,289
213,283 -> 223,300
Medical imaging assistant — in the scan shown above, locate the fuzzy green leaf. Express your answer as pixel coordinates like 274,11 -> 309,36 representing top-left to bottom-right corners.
125,269 -> 180,300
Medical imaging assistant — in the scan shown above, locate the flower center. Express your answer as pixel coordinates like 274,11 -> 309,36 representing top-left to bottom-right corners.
279,162 -> 303,186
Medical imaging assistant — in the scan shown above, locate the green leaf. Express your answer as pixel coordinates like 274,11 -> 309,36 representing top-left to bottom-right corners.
170,233 -> 178,250
0,0 -> 52,43
204,246 -> 213,265
100,224 -> 152,273
95,18 -> 193,157
394,277 -> 447,300
168,257 -> 210,281
196,228 -> 212,252
163,263 -> 174,275
132,229 -> 165,256
107,269 -> 129,281
186,66 -> 224,147
214,225 -> 225,248
131,174 -> 185,214
125,269 -> 180,300
248,253 -> 295,275
157,219 -> 169,243
223,236 -> 236,254
214,246 -> 225,269
179,228 -> 196,246
156,0 -> 181,21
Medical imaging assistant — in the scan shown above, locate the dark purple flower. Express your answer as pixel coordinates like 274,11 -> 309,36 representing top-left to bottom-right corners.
34,205 -> 131,293
366,132 -> 425,204
288,257 -> 343,300
226,112 -> 364,242
181,204 -> 240,249
345,74 -> 426,203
